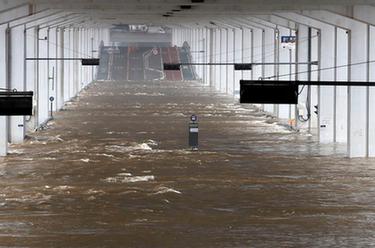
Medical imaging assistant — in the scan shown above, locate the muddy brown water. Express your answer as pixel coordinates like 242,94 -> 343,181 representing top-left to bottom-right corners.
1,80 -> 375,247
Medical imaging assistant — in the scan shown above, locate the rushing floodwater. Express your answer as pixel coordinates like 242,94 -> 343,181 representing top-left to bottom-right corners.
1,80 -> 375,247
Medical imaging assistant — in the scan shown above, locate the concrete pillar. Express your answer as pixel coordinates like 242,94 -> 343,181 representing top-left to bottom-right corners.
277,26 -> 292,120
296,24 -> 310,130
227,28 -> 234,94
48,27 -> 57,112
252,28 -> 263,80
233,28 -> 242,98
352,5 -> 375,156
214,29 -> 221,90
56,27 -> 65,109
37,27 -> 49,126
207,28 -> 215,87
72,28 -> 78,97
242,28 -> 252,80
64,28 -> 71,102
0,24 -> 8,155
263,28 -> 276,114
335,28 -> 349,143
220,29 -> 228,93
9,25 -> 26,143
25,27 -> 37,131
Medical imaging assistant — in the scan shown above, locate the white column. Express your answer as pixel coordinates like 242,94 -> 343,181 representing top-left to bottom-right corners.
233,28 -> 242,98
214,29 -> 221,90
263,28 -> 276,114
251,28 -> 263,81
242,28 -> 252,80
335,28 -> 349,143
48,27 -> 57,112
57,27 -> 65,110
227,28 -> 234,94
9,25 -> 26,143
0,24 -> 8,155
352,5 -> 375,157
37,27 -> 49,125
296,24 -> 310,130
64,28 -> 71,102
25,26 -> 37,131
277,26 -> 292,120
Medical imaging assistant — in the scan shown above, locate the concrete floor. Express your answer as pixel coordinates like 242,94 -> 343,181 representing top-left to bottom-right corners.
1,80 -> 375,247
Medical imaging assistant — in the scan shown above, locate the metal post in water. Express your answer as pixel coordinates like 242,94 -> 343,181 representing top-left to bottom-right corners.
189,115 -> 199,150
49,96 -> 55,119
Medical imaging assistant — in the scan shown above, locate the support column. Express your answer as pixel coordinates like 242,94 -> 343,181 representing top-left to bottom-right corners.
233,27 -> 242,97
9,25 -> 26,143
263,27 -> 276,114
227,28 -> 234,94
25,26 -> 37,131
37,27 -> 49,125
0,24 -> 8,155
242,28 -> 252,80
48,27 -> 57,112
214,29 -> 221,90
57,27 -> 65,110
220,28 -> 227,92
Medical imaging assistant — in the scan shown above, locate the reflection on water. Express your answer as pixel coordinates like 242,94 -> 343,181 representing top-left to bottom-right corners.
1,80 -> 375,247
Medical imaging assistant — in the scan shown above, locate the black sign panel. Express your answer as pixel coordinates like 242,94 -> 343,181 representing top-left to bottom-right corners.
0,91 -> 33,116
81,59 -> 100,66
234,63 -> 252,70
163,63 -> 181,70
240,80 -> 298,104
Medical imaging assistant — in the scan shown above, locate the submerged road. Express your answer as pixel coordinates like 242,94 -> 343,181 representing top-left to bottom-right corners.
1,80 -> 375,247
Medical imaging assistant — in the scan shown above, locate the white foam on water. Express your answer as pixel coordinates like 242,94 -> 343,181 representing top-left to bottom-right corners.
153,186 -> 181,195
117,173 -> 132,177
8,149 -> 25,155
41,157 -> 57,161
265,123 -> 293,134
134,92 -> 165,96
80,159 -> 90,163
146,139 -> 158,147
95,153 -> 115,158
103,175 -> 155,184
105,143 -> 153,153
53,185 -> 75,191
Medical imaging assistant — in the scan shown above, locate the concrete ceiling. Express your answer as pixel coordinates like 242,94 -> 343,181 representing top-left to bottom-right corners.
3,0 -> 374,26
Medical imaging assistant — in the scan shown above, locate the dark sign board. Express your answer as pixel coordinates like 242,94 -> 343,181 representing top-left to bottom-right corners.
164,63 -> 181,70
81,59 -> 100,66
234,63 -> 252,70
0,91 -> 33,116
240,80 -> 298,104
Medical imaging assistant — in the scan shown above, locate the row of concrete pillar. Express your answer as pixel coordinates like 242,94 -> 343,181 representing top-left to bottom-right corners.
171,6 -> 375,158
0,8 -> 110,156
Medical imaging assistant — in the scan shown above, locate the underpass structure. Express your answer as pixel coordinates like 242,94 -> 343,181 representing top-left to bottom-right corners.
0,1 -> 374,158
1,1 -> 375,246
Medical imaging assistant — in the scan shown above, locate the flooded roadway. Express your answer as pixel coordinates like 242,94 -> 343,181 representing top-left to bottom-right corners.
1,80 -> 375,247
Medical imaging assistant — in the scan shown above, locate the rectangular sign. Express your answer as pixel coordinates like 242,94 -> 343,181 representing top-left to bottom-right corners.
81,59 -> 100,66
234,63 -> 252,70
281,36 -> 296,43
0,91 -> 33,116
163,63 -> 181,71
240,80 -> 298,104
